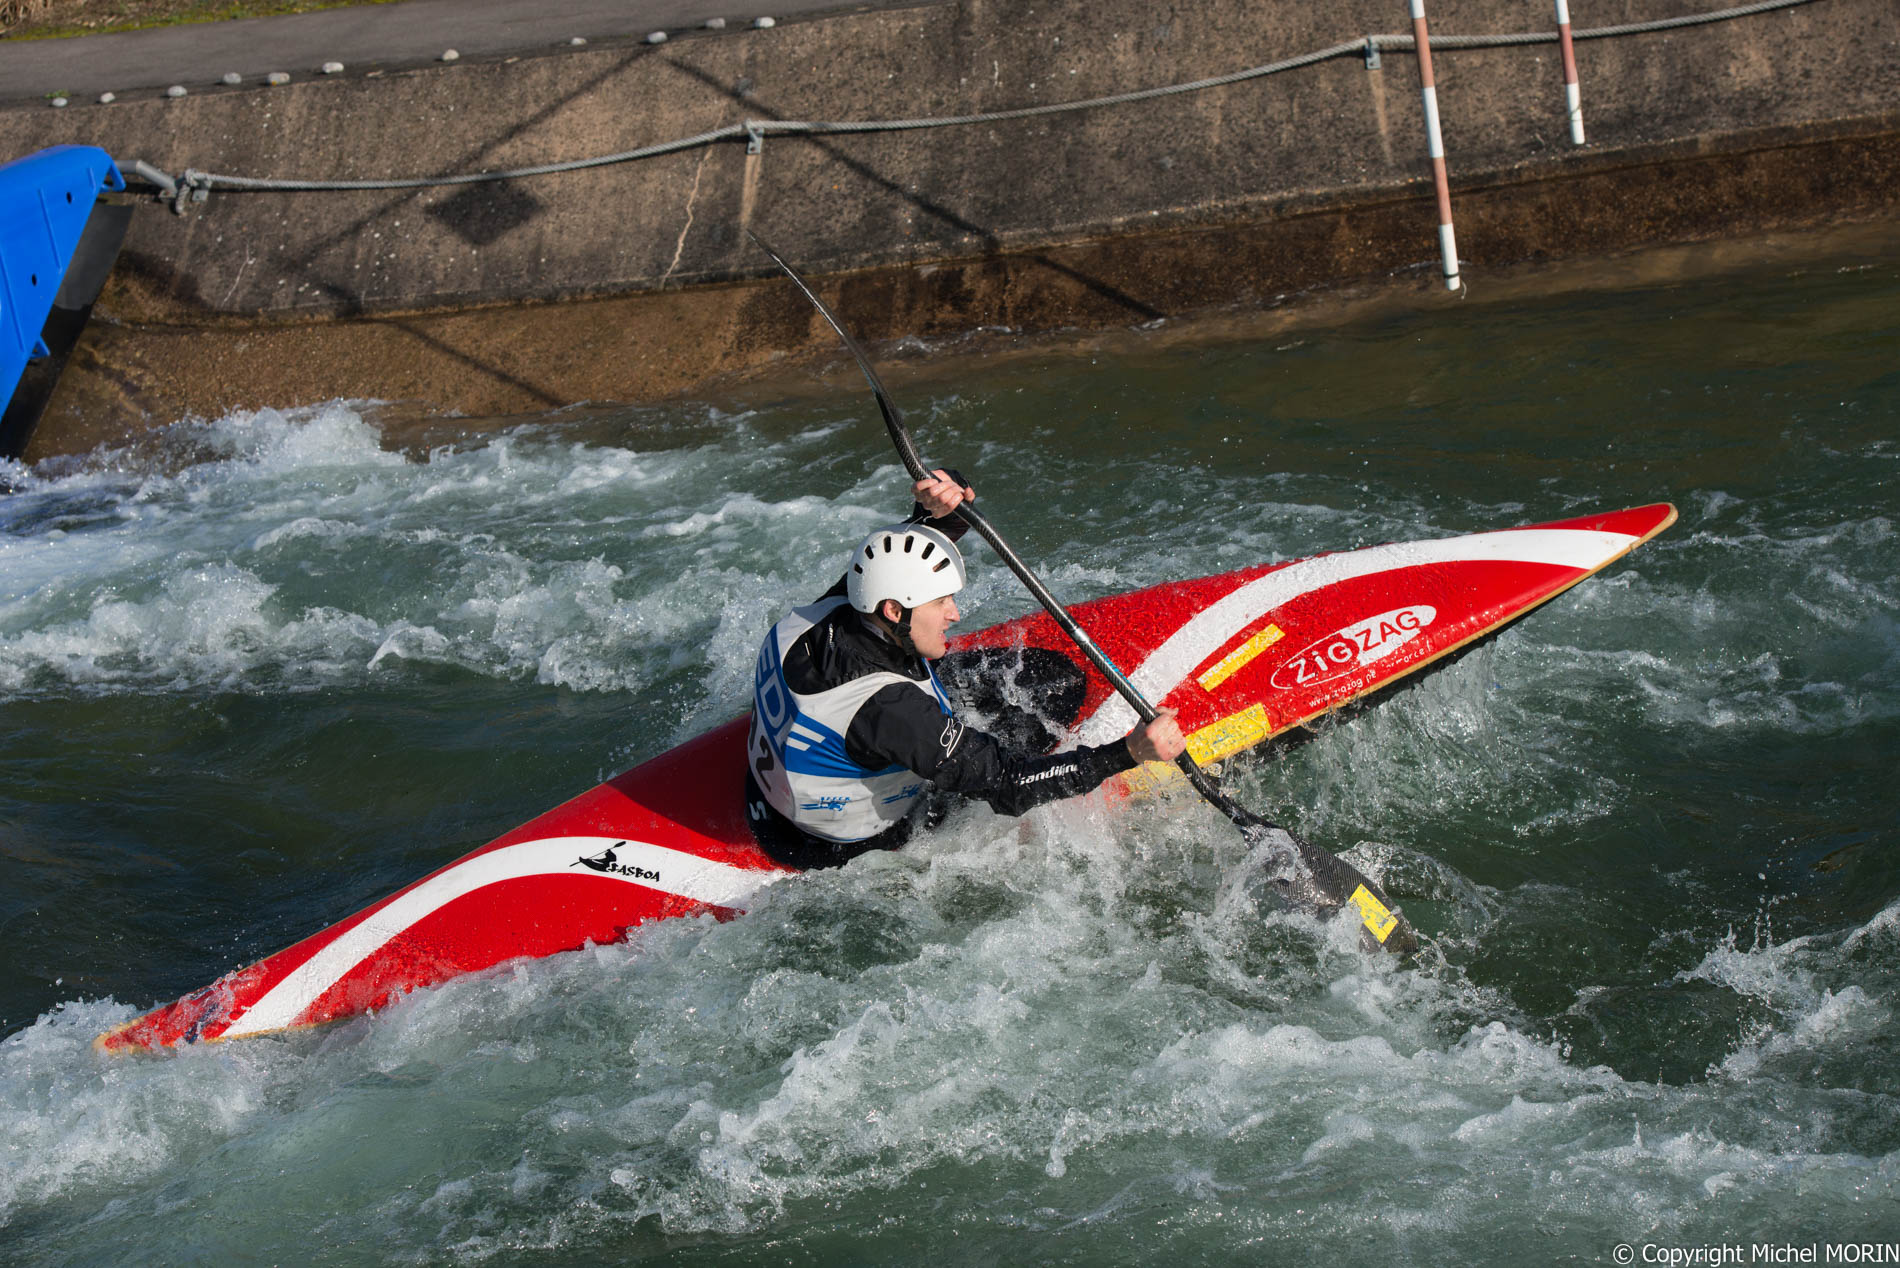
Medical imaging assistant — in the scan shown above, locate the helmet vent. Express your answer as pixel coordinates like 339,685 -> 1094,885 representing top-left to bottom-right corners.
852,563 -> 863,574
920,542 -> 935,559
931,558 -> 950,573
882,535 -> 894,552
903,536 -> 914,553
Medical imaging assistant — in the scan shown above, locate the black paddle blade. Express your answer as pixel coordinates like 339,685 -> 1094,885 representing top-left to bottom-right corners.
747,232 -> 929,482
1232,813 -> 1419,957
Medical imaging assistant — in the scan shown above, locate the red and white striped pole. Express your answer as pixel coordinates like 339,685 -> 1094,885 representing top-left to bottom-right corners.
1555,0 -> 1586,144
1409,0 -> 1462,291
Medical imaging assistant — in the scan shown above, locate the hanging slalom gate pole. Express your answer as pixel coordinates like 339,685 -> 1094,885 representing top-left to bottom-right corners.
1555,0 -> 1586,144
1408,0 -> 1462,292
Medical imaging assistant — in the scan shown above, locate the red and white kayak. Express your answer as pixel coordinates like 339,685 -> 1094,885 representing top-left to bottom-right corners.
97,503 -> 1675,1052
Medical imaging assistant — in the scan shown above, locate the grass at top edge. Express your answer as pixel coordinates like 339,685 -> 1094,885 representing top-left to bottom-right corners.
0,0 -> 401,43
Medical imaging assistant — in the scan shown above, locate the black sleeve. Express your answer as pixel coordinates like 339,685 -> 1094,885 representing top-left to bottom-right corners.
819,467 -> 976,602
846,683 -> 1138,819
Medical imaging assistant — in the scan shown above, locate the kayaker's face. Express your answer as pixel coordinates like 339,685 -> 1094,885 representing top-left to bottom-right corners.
906,593 -> 960,659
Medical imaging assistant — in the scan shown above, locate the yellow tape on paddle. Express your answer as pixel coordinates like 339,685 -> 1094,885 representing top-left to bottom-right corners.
1348,884 -> 1400,943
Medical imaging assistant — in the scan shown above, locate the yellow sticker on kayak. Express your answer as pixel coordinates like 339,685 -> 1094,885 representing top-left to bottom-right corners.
1197,624 -> 1284,692
1348,884 -> 1399,943
1185,703 -> 1272,766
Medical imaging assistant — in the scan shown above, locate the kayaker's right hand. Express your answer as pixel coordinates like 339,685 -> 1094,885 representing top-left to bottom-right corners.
1126,709 -> 1185,765
914,468 -> 973,520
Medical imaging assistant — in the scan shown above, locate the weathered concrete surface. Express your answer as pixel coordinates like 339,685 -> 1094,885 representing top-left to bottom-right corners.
6,0 -> 1898,458
0,0 -> 935,103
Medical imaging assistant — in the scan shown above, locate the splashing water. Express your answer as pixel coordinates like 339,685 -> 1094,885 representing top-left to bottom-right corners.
2,243 -> 1898,1263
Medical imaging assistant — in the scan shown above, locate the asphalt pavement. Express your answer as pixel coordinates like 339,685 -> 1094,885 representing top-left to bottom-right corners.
0,0 -> 912,106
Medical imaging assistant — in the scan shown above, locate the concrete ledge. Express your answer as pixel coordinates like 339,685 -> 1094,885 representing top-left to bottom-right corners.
8,0 -> 1899,457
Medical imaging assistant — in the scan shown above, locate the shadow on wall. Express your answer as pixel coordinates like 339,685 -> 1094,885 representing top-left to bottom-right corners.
662,58 -> 1167,326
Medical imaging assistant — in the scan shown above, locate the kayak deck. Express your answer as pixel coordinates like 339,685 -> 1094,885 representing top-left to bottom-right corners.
98,503 -> 1675,1052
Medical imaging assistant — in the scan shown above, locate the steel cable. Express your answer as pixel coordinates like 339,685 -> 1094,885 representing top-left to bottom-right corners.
143,0 -> 1824,198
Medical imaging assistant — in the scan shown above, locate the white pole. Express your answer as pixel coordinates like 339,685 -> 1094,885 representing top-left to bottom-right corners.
1555,0 -> 1586,144
1409,0 -> 1462,291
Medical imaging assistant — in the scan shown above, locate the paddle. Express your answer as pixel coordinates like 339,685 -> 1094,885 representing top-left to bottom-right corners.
751,234 -> 1416,956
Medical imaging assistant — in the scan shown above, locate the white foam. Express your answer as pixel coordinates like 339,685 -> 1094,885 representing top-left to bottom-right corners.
1842,897 -> 1900,953
250,516 -> 363,551
0,1000 -> 274,1226
0,563 -> 388,691
199,400 -> 406,473
1,401 -> 920,700
4,332 -> 1897,1260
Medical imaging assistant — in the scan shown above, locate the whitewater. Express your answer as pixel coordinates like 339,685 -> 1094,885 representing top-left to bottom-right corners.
1,242 -> 1896,1263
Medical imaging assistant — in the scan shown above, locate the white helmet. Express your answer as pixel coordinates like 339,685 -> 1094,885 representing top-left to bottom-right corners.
846,523 -> 966,614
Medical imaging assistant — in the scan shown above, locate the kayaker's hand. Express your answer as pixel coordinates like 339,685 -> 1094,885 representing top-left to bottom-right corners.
1126,709 -> 1185,765
914,468 -> 973,520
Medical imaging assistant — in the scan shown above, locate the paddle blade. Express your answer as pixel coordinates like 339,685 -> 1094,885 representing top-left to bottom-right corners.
1234,814 -> 1418,956
748,232 -> 928,481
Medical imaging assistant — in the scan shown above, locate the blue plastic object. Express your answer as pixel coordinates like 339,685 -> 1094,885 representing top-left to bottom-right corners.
0,145 -> 124,422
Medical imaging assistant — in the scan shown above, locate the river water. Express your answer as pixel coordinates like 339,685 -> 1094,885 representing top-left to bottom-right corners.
2,234 -> 1896,1264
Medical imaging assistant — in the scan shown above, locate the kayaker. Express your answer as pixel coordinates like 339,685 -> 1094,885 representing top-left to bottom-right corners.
745,468 -> 1187,869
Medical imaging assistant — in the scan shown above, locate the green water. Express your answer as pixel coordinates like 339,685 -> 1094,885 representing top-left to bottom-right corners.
1,239 -> 1897,1264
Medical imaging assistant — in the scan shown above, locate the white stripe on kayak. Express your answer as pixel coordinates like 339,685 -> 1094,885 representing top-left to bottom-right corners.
223,837 -> 782,1038
1075,528 -> 1637,745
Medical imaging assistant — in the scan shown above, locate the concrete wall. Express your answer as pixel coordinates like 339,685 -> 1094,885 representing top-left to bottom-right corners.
8,0 -> 1899,456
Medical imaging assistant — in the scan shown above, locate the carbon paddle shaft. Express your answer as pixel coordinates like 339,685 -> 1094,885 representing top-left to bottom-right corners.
750,235 -> 1416,954
927,498 -> 1413,954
